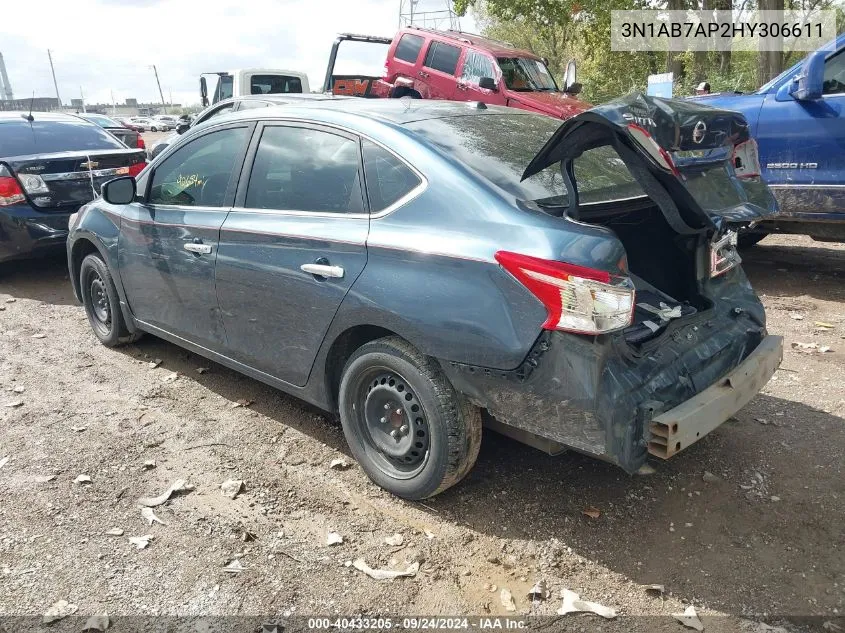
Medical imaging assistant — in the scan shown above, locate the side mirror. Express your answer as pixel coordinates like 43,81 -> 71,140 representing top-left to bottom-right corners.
563,59 -> 578,93
200,77 -> 209,107
789,50 -> 826,100
478,76 -> 497,91
102,176 -> 136,205
176,123 -> 189,134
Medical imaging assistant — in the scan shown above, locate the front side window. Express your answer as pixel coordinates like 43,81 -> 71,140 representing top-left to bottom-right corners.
249,75 -> 303,95
245,126 -> 364,213
148,127 -> 249,207
423,41 -> 461,75
460,51 -> 496,86
823,49 -> 845,95
362,140 -> 421,212
394,33 -> 425,64
497,57 -> 558,91
213,75 -> 234,103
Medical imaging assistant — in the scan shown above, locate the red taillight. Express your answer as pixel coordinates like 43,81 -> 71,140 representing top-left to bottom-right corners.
136,136 -> 146,150
626,124 -> 680,177
128,162 -> 146,177
0,167 -> 25,206
495,251 -> 636,335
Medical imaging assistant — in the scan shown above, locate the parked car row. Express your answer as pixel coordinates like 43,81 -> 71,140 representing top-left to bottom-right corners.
64,95 -> 782,499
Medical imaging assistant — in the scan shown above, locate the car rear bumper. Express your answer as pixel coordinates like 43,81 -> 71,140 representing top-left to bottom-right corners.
0,204 -> 71,263
647,334 -> 783,459
442,287 -> 777,472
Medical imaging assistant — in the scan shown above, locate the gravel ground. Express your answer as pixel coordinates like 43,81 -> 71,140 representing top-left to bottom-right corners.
0,234 -> 843,631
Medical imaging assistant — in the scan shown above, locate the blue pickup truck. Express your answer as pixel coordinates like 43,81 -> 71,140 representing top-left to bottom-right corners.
695,32 -> 845,245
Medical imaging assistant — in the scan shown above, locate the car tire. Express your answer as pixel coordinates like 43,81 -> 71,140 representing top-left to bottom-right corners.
738,231 -> 768,249
151,126 -> 158,132
338,336 -> 482,499
80,253 -> 140,347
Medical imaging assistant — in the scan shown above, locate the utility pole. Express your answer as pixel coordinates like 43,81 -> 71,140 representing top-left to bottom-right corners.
79,86 -> 86,113
47,49 -> 62,109
110,89 -> 116,116
151,65 -> 167,114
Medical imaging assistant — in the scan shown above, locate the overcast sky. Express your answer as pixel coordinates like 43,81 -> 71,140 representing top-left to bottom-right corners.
1,0 -> 476,108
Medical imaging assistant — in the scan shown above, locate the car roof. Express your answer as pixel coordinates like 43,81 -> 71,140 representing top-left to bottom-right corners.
211,97 -> 533,128
400,27 -> 541,60
0,111 -> 86,124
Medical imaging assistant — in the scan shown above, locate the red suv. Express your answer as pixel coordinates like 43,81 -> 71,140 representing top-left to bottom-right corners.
374,27 -> 590,119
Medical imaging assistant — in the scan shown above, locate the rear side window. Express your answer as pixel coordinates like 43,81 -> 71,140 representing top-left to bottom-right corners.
362,140 -> 421,212
394,33 -> 425,63
0,119 -> 124,157
149,127 -> 249,207
423,41 -> 461,75
250,75 -> 303,95
245,126 -> 364,214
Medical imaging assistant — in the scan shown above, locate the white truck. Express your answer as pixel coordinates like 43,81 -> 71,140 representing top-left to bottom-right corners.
200,69 -> 311,107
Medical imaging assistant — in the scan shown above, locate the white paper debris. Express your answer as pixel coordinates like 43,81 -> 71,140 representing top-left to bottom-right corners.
528,580 -> 550,601
220,479 -> 244,500
223,559 -> 245,573
673,605 -> 704,631
142,460 -> 156,470
128,535 -> 153,549
352,558 -> 419,580
326,531 -> 344,546
140,506 -> 166,526
105,528 -> 124,536
330,458 -> 351,470
42,600 -> 78,624
384,533 -> 404,547
0,456 -> 8,469
500,588 -> 517,612
74,474 -> 92,485
557,588 -> 617,619
138,479 -> 193,507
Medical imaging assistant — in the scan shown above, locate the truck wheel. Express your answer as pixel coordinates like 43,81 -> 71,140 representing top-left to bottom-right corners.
738,232 -> 768,249
80,253 -> 140,347
338,336 -> 481,499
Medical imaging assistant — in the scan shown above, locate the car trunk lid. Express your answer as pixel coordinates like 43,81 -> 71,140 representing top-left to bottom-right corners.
521,92 -> 778,233
3,148 -> 146,211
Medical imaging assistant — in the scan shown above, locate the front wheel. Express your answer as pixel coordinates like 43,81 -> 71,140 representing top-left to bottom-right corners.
151,126 -> 158,132
80,253 -> 139,347
338,336 -> 481,499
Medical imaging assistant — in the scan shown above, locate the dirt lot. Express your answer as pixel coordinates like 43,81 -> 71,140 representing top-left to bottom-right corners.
0,234 -> 843,630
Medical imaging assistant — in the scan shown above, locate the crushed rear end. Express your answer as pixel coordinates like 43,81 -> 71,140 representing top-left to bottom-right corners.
444,94 -> 783,472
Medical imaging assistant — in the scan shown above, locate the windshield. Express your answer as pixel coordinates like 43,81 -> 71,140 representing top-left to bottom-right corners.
407,113 -> 565,200
497,57 -> 558,92
84,114 -> 120,128
0,119 -> 125,157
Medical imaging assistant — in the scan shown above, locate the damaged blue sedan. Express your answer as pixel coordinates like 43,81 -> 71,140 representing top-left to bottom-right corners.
67,94 -> 783,499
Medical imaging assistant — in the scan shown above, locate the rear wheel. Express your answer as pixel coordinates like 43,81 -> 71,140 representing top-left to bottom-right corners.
338,336 -> 481,499
80,253 -> 139,347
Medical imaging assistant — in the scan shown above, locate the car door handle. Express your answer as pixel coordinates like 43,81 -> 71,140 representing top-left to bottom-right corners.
301,263 -> 344,279
418,70 -> 429,79
457,83 -> 468,91
184,242 -> 213,254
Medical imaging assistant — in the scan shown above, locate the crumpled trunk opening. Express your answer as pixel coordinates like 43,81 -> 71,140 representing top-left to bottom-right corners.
580,202 -> 708,345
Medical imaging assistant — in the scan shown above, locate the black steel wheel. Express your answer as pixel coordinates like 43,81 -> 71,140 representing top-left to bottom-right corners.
352,367 -> 432,479
338,336 -> 481,499
79,253 -> 139,347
